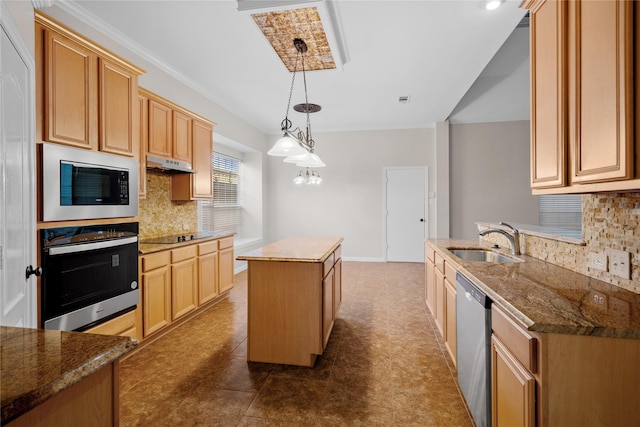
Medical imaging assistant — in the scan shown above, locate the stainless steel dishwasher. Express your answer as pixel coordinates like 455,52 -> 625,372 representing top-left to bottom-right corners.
456,272 -> 492,427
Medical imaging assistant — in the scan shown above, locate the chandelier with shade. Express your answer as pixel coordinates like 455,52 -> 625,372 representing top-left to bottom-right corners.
267,38 -> 324,185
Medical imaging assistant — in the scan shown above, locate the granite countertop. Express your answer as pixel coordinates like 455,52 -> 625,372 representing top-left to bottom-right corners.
0,326 -> 137,424
427,239 -> 640,339
237,237 -> 344,263
138,231 -> 235,255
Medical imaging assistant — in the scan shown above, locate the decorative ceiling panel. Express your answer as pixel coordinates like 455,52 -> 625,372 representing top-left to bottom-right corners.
251,7 -> 336,72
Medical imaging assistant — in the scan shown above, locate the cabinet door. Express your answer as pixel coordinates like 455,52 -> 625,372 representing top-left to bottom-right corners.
44,30 -> 97,149
98,58 -> 136,156
425,259 -> 435,316
198,251 -> 218,305
322,267 -> 334,349
137,94 -> 148,198
218,246 -> 234,293
191,119 -> 213,198
172,110 -> 192,163
569,0 -> 634,184
444,278 -> 457,367
434,267 -> 445,336
142,266 -> 171,337
148,99 -> 172,157
333,258 -> 342,316
492,336 -> 536,427
171,257 -> 198,320
529,0 -> 567,189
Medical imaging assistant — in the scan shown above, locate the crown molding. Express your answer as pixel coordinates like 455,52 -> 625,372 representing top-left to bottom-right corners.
32,0 -> 55,10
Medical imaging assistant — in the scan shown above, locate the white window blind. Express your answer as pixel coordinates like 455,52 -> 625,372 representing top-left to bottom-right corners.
199,152 -> 243,237
538,194 -> 582,233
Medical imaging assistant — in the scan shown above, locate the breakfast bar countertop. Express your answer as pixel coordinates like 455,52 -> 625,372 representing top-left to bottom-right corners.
0,326 -> 137,424
427,238 -> 640,340
237,236 -> 344,263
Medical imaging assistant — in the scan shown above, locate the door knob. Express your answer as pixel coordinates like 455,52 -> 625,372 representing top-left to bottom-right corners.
26,265 -> 42,279
420,218 -> 424,222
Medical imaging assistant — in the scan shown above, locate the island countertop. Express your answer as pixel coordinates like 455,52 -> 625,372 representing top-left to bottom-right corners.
237,237 -> 344,263
1,326 -> 137,424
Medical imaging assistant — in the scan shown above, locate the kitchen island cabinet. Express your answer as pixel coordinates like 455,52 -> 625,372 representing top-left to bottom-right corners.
237,237 -> 343,367
1,326 -> 136,426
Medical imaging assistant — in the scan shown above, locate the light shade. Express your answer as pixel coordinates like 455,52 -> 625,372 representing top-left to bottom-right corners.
283,152 -> 326,168
267,132 -> 307,156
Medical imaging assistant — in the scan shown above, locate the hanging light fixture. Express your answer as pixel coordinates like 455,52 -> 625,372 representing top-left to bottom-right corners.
293,168 -> 323,185
268,38 -> 325,181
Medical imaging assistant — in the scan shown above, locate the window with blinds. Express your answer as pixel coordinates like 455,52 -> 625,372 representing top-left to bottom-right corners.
538,194 -> 582,233
199,152 -> 243,237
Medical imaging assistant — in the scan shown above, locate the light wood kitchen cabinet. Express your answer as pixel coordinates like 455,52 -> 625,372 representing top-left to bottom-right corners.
171,246 -> 198,320
434,252 -> 446,336
197,240 -> 219,305
140,251 -> 172,337
172,110 -> 192,163
425,244 -> 436,316
523,0 -> 640,194
218,237 -> 235,293
137,93 -> 148,198
171,118 -> 214,200
35,12 -> 142,155
334,257 -> 343,315
84,309 -> 140,341
491,305 -> 536,427
322,266 -> 335,349
444,276 -> 457,366
148,98 -> 172,158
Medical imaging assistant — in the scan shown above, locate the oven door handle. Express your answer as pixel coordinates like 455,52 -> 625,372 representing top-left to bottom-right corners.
49,236 -> 138,255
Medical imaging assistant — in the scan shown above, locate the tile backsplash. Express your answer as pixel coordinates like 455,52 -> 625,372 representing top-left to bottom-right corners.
481,193 -> 639,294
138,172 -> 197,239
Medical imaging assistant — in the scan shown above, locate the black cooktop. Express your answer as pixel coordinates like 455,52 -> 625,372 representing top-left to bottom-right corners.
140,231 -> 224,244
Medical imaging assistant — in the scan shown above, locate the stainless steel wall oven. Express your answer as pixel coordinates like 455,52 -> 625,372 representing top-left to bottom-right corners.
40,222 -> 139,331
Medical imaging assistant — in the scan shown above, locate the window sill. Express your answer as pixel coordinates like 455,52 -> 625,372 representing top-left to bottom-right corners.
234,237 -> 263,250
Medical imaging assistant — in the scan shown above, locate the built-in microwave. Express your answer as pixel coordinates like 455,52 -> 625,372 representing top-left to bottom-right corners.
42,144 -> 138,221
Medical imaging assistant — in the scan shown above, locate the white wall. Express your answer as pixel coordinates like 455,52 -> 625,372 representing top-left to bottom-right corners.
265,128 -> 434,261
449,120 -> 538,239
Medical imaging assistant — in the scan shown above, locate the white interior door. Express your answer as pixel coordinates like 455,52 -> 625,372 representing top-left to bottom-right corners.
1,14 -> 36,328
385,167 -> 427,262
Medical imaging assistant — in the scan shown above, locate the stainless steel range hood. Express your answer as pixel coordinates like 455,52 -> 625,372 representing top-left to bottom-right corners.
146,155 -> 196,174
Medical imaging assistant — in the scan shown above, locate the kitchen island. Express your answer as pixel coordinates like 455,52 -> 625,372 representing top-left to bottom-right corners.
237,237 -> 343,367
1,326 -> 136,426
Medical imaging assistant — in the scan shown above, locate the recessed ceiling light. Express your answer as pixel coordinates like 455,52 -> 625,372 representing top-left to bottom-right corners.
485,0 -> 504,10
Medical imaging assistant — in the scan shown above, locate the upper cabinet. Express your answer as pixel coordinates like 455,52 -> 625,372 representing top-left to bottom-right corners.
140,88 -> 215,201
523,0 -> 640,194
35,12 -> 144,156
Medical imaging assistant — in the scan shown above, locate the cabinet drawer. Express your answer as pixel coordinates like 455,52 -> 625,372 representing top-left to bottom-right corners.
172,245 -> 197,263
323,252 -> 335,277
141,251 -> 170,272
85,310 -> 136,336
198,240 -> 218,256
434,252 -> 445,273
219,236 -> 234,250
425,243 -> 435,263
444,260 -> 457,281
492,304 -> 537,373
334,245 -> 342,261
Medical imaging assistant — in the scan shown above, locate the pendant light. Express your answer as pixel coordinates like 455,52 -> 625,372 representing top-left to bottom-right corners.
267,38 -> 325,182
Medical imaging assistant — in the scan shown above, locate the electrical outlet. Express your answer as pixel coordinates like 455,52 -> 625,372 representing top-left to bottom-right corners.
587,252 -> 608,271
609,249 -> 631,279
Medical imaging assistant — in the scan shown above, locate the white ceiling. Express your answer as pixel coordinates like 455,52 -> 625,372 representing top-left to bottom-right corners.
42,0 -> 527,135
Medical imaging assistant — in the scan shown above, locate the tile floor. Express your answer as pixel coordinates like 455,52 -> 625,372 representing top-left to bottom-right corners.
119,262 -> 473,426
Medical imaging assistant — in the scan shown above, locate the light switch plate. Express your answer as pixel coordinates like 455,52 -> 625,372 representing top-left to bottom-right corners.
588,252 -> 608,271
609,249 -> 631,279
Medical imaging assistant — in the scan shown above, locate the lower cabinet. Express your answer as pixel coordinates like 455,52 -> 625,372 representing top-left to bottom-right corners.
84,308 -> 140,341
139,236 -> 234,339
491,335 -> 536,427
425,242 -> 458,366
322,266 -> 335,349
171,246 -> 198,320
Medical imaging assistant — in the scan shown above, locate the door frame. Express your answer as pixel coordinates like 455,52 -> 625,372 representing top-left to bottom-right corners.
383,166 -> 428,262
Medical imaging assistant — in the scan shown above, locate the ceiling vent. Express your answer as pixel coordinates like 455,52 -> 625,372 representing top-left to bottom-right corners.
398,96 -> 411,104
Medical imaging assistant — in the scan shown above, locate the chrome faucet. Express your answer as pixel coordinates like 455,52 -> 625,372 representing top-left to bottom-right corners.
478,221 -> 520,255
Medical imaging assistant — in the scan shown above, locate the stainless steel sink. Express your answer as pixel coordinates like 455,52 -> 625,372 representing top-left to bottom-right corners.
448,248 -> 519,263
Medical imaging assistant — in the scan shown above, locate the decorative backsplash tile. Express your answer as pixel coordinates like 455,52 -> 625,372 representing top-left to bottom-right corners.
138,172 -> 197,239
480,193 -> 640,294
